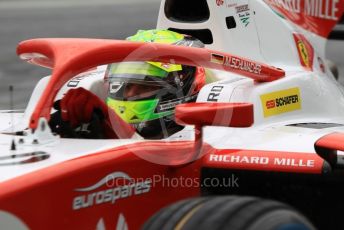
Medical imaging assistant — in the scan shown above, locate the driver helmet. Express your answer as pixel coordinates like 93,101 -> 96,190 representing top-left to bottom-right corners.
105,29 -> 206,139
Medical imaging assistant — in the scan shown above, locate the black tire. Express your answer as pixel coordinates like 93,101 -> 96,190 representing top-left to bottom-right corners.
142,196 -> 316,230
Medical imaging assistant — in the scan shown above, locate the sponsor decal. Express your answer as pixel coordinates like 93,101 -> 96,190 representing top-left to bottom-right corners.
266,100 -> 276,109
293,34 -> 314,70
260,87 -> 301,117
236,4 -> 250,13
216,0 -> 224,6
209,153 -> 315,167
236,4 -> 251,27
224,56 -> 262,74
224,0 -> 238,8
266,0 -> 339,19
158,94 -> 198,112
211,53 -> 262,75
159,100 -> 181,111
73,172 -> 151,210
67,80 -> 80,88
207,85 -> 224,102
109,82 -> 123,94
264,0 -> 344,37
265,0 -> 302,13
226,2 -> 238,8
206,150 -> 325,173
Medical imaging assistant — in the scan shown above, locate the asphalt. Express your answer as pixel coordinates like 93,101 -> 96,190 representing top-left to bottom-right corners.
0,0 -> 161,109
0,0 -> 343,109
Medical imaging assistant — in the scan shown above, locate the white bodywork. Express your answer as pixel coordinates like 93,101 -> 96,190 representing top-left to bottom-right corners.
0,0 -> 343,184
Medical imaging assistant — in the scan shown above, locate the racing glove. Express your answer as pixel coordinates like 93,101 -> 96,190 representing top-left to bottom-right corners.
60,88 -> 135,139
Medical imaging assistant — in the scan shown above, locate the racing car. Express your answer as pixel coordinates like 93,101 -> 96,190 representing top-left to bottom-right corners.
0,0 -> 344,229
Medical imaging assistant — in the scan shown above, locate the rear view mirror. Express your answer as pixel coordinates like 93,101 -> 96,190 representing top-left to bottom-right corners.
175,102 -> 254,165
175,102 -> 254,128
315,132 -> 344,171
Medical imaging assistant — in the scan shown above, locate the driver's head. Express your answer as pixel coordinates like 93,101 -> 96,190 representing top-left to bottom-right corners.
105,29 -> 206,139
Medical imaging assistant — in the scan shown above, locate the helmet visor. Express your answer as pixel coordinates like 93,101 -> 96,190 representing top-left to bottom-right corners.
106,97 -> 174,124
106,62 -> 183,101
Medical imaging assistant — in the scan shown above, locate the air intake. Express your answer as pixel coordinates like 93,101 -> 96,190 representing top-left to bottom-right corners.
165,0 -> 210,23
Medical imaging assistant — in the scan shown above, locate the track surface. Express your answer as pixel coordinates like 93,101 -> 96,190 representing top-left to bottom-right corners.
0,0 -> 160,109
0,0 -> 343,109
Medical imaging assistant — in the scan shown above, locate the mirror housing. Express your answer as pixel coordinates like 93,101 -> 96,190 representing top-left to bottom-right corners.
315,132 -> 344,171
175,102 -> 254,128
175,102 -> 254,164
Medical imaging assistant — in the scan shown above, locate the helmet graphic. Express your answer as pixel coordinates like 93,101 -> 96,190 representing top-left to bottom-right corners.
105,29 -> 206,138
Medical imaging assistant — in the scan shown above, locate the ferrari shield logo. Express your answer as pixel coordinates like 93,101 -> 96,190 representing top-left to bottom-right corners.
293,33 -> 314,71
298,41 -> 310,68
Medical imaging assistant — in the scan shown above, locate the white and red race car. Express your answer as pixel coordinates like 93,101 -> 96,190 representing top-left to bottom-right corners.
0,0 -> 343,229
